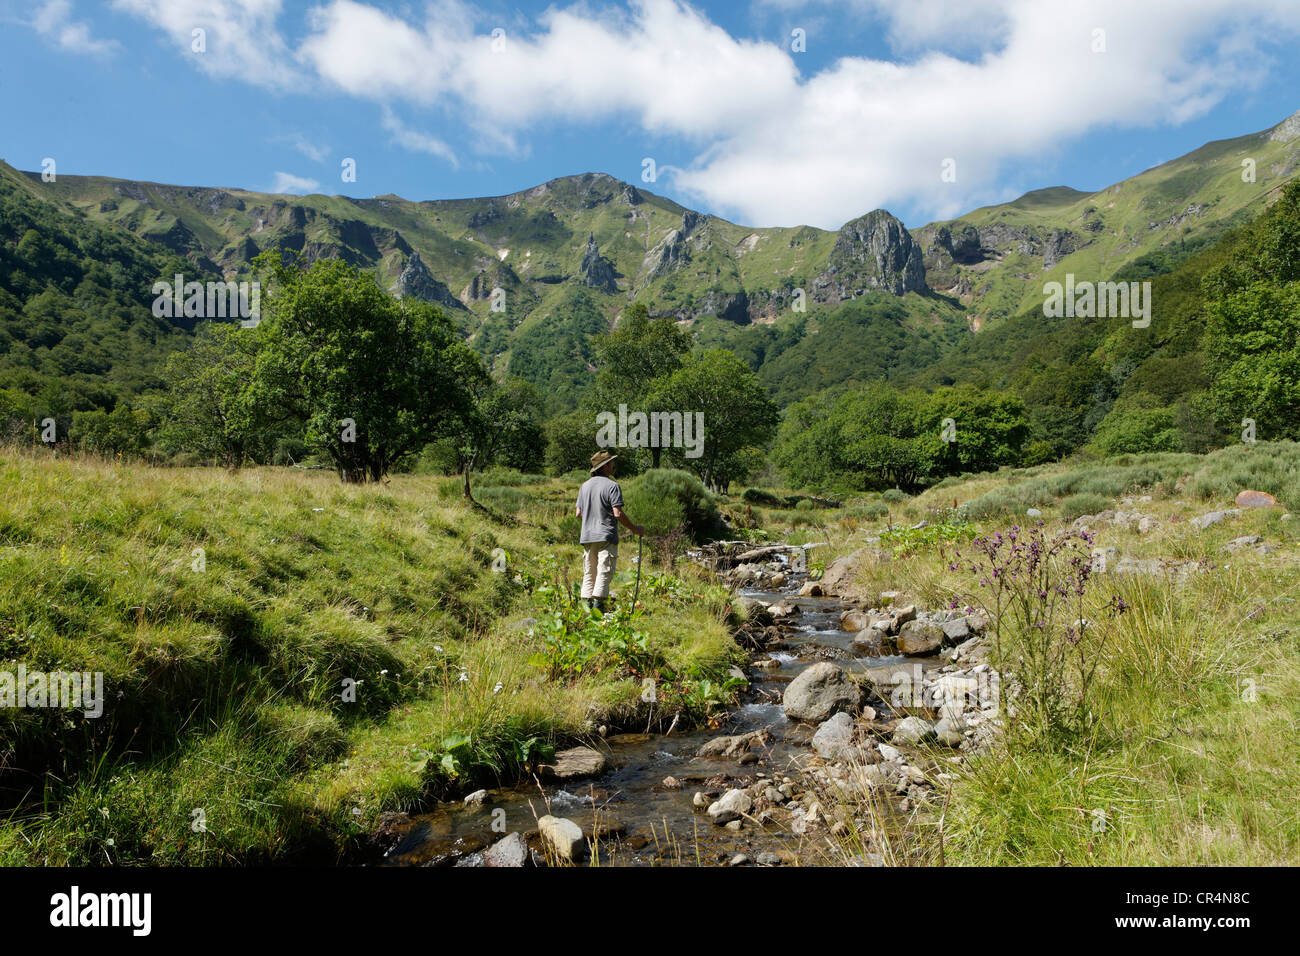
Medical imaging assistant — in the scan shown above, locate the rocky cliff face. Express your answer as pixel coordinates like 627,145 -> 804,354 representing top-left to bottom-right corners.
579,234 -> 619,293
810,209 -> 927,301
391,251 -> 467,311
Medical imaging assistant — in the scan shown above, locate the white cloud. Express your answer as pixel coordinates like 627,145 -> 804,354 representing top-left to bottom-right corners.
32,0 -> 119,55
275,132 -> 329,163
269,171 -> 321,194
116,0 -> 1300,227
111,0 -> 301,88
380,107 -> 459,168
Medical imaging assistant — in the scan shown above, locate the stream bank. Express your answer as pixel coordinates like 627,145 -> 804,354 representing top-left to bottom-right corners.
374,541 -> 999,866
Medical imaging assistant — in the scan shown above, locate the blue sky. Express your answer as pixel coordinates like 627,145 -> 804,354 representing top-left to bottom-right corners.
1,0 -> 1298,229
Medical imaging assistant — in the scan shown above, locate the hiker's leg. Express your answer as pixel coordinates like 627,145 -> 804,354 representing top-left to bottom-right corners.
594,543 -> 618,603
580,543 -> 597,601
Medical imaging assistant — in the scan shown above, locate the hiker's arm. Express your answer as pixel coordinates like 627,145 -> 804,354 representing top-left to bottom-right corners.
612,506 -> 645,537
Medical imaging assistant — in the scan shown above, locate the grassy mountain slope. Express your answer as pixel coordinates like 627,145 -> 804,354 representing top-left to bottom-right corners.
3,107 -> 1297,417
915,109 -> 1300,324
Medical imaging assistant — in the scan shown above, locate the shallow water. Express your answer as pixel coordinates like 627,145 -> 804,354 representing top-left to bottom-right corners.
383,577 -> 927,866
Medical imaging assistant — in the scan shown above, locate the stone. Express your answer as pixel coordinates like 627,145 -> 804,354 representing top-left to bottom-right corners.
799,581 -> 825,597
897,620 -> 943,656
707,789 -> 753,825
782,662 -> 862,722
892,716 -> 937,746
940,618 -> 971,644
539,746 -> 608,780
463,789 -> 489,807
537,816 -> 586,862
768,602 -> 801,619
1224,535 -> 1262,552
892,605 -> 918,627
852,627 -> 888,651
1026,508 -> 1043,518
693,791 -> 709,808
1236,490 -> 1279,509
840,608 -> 874,632
934,717 -> 965,747
662,776 -> 681,789
821,549 -> 864,594
756,851 -> 782,866
482,832 -> 529,867
812,712 -> 857,760
728,853 -> 750,866
1190,509 -> 1238,530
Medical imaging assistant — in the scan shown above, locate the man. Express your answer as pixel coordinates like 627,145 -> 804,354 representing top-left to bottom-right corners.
575,450 -> 645,611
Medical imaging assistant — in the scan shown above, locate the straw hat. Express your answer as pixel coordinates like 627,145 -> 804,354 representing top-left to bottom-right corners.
589,450 -> 618,474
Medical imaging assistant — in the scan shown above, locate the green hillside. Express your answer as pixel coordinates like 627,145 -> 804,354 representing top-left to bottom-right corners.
915,110 -> 1300,324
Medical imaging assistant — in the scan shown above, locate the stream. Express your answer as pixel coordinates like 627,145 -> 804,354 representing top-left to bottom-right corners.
380,549 -> 942,867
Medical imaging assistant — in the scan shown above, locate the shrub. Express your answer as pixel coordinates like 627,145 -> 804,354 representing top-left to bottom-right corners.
1060,492 -> 1111,521
882,488 -> 908,504
623,469 -> 721,542
741,487 -> 784,507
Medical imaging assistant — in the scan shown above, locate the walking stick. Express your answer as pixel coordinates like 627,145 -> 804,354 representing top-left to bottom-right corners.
632,534 -> 643,608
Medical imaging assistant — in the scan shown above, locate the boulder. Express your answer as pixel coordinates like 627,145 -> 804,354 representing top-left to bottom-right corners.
812,712 -> 856,761
840,608 -> 874,632
892,605 -> 918,628
539,746 -> 607,780
897,620 -> 943,656
821,549 -> 864,594
799,581 -> 825,597
940,618 -> 971,644
482,832 -> 530,867
1236,490 -> 1279,509
892,716 -> 937,746
782,662 -> 862,722
707,789 -> 753,825
537,815 -> 587,862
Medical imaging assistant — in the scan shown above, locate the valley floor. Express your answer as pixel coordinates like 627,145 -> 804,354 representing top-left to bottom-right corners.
3,442 -> 1299,865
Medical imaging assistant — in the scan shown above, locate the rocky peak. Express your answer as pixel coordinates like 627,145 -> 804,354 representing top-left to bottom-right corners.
391,251 -> 466,311
579,234 -> 618,293
811,209 -> 927,300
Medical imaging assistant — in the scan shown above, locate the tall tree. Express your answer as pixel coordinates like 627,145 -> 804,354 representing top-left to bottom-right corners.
647,349 -> 778,492
250,256 -> 486,482
592,302 -> 693,467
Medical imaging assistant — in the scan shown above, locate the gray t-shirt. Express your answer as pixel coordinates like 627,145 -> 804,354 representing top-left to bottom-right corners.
576,475 -> 624,544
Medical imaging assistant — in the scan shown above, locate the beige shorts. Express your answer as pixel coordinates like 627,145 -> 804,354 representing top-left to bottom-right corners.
580,542 -> 618,599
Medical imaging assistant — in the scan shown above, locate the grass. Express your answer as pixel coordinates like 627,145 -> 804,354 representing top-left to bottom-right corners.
802,440 -> 1300,865
7,440 -> 1300,865
0,448 -> 741,864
